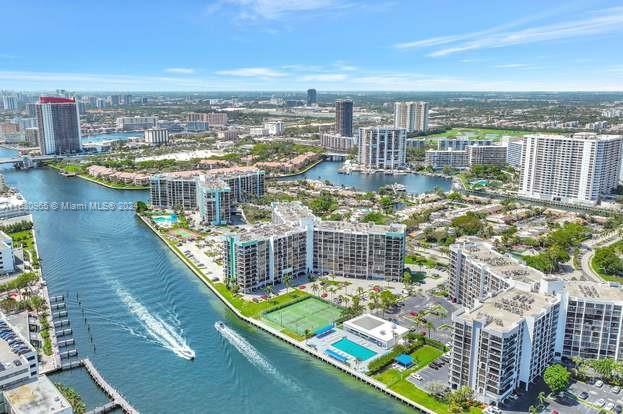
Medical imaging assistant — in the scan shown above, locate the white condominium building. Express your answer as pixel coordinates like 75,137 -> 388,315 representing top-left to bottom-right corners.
358,127 -> 407,170
451,289 -> 560,405
320,133 -> 354,152
519,133 -> 623,205
116,116 -> 157,131
263,120 -> 284,136
467,145 -> 508,167
224,202 -> 405,292
425,149 -> 468,170
448,238 -> 623,406
0,231 -> 14,274
506,140 -> 523,169
393,101 -> 429,132
144,128 -> 169,145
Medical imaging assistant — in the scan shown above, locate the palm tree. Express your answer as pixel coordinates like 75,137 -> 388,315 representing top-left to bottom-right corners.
336,295 -> 344,306
262,285 -> 272,300
342,295 -> 350,308
284,274 -> 293,295
537,392 -> 547,408
528,405 -> 538,414
311,283 -> 319,296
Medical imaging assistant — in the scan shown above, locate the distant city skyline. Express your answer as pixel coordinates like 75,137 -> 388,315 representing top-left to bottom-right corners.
2,0 -> 623,91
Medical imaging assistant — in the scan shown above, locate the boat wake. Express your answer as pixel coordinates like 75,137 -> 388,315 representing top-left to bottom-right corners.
117,287 -> 195,360
215,322 -> 299,390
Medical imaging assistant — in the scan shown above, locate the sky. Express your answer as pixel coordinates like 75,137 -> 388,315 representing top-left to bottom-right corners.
2,0 -> 623,91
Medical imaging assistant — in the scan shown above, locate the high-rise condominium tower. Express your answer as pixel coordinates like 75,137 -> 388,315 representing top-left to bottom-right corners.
519,133 -> 622,204
35,97 -> 82,155
335,99 -> 353,137
393,101 -> 429,132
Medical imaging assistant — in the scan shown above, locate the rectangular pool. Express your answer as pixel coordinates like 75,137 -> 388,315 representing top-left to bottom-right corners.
331,338 -> 377,361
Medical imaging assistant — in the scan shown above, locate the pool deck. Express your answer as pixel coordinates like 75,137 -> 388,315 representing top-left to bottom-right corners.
306,327 -> 388,371
138,213 -> 437,414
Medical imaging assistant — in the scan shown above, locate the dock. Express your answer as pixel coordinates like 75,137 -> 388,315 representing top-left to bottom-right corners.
82,358 -> 138,414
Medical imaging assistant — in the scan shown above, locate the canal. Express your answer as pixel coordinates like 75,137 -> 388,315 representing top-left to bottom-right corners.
0,150 -> 415,414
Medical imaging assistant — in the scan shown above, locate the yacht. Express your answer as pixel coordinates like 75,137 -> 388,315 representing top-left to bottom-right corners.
214,321 -> 226,332
180,349 -> 195,360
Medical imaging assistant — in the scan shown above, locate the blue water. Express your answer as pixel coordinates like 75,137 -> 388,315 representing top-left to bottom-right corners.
332,338 -> 377,361
0,147 -> 411,414
152,214 -> 178,225
281,160 -> 452,194
82,131 -> 140,144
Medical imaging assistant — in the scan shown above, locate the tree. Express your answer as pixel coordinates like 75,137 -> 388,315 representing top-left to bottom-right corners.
537,391 -> 547,407
283,274 -> 293,294
529,405 -> 538,414
447,386 -> 474,410
402,271 -> 413,286
543,364 -> 570,394
593,358 -> 616,378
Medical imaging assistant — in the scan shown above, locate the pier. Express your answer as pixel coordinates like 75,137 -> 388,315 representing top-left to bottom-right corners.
83,359 -> 138,414
55,359 -> 139,413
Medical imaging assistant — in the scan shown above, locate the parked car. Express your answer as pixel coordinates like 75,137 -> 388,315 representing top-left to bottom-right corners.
606,402 -> 616,411
578,391 -> 589,400
596,398 -> 606,407
613,404 -> 622,414
595,380 -> 604,388
613,386 -> 621,394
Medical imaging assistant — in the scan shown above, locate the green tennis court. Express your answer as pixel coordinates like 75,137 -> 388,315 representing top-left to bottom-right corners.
262,297 -> 343,335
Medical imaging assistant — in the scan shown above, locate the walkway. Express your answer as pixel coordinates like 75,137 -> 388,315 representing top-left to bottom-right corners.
82,358 -> 138,414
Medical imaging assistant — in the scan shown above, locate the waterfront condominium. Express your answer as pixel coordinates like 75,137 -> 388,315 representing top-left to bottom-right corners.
467,145 -> 508,167
393,101 -> 429,132
149,167 -> 265,223
448,237 -> 623,406
358,127 -> 407,170
335,99 -> 353,137
450,288 -> 560,405
35,96 -> 82,155
320,133 -> 354,153
519,133 -> 623,205
196,175 -> 232,226
437,138 -> 493,151
223,201 -> 405,292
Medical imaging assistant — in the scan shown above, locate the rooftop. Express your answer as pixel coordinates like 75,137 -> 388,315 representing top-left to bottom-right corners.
234,223 -> 304,243
271,201 -> 317,225
4,376 -> 72,414
566,281 -> 623,302
315,220 -> 406,236
344,313 -> 408,342
456,240 -> 544,285
461,288 -> 558,331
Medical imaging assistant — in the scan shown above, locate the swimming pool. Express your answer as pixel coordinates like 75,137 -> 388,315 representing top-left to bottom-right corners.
152,214 -> 178,226
331,338 -> 377,361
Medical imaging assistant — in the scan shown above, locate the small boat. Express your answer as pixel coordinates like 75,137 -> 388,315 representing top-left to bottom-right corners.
214,321 -> 226,332
180,349 -> 195,360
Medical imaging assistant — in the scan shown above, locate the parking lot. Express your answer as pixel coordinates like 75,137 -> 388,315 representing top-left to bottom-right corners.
386,294 -> 458,344
496,377 -> 622,414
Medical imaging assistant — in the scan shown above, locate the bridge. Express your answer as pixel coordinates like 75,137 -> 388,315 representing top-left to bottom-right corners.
0,155 -> 63,168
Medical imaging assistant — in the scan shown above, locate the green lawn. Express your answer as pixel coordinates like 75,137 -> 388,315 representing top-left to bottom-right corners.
262,296 -> 343,335
424,127 -> 528,140
212,282 -> 310,318
374,345 -> 443,386
372,345 -> 482,414
391,380 -> 482,414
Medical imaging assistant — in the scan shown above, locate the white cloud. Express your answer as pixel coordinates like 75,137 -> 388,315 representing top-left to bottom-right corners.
208,0 -> 346,20
215,67 -> 286,78
494,63 -> 532,69
395,7 -> 623,57
165,67 -> 195,74
301,73 -> 348,82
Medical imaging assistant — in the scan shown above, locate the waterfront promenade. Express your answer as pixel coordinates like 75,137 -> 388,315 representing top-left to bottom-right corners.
138,214 -> 434,414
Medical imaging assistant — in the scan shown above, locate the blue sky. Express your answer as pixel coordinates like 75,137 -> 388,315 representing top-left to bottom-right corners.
2,0 -> 623,91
